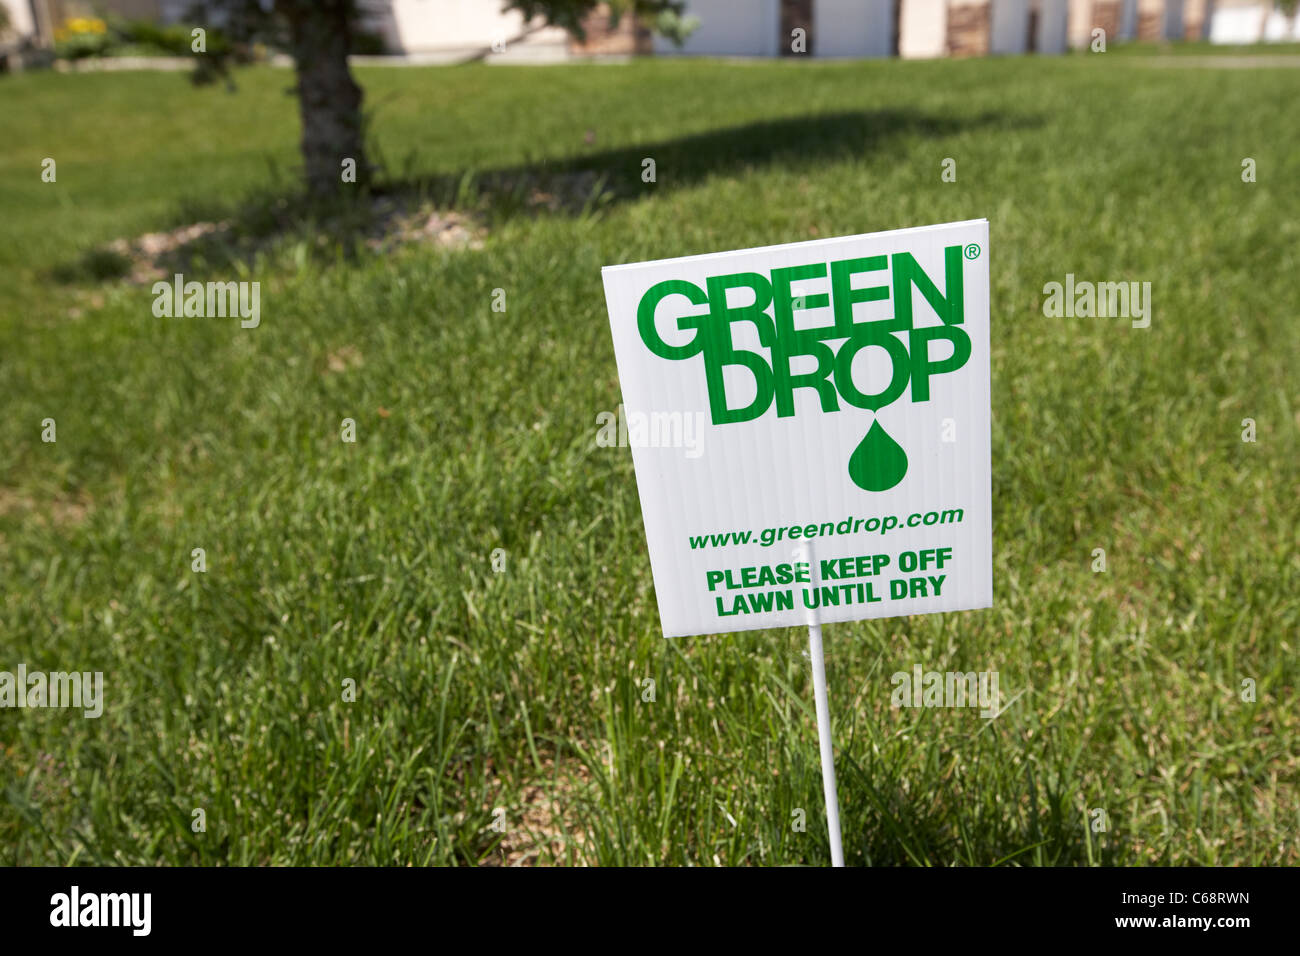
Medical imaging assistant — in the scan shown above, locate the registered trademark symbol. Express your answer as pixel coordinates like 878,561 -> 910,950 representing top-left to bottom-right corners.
964,244 -> 981,260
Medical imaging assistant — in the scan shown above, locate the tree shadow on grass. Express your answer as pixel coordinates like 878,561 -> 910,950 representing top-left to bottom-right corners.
51,107 -> 1040,285
385,106 -> 1039,218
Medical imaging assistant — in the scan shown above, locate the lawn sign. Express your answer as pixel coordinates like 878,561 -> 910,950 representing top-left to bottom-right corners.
601,220 -> 993,864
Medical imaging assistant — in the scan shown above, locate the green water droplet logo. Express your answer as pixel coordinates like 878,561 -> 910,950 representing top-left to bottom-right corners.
848,420 -> 908,492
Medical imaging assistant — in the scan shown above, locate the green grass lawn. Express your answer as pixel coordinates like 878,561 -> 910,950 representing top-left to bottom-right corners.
0,50 -> 1297,866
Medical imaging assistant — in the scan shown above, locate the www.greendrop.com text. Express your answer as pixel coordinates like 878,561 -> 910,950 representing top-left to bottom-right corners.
689,507 -> 965,550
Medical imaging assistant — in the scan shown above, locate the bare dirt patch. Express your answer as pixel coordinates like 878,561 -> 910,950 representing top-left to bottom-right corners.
99,197 -> 487,286
486,757 -> 595,867
0,486 -> 92,530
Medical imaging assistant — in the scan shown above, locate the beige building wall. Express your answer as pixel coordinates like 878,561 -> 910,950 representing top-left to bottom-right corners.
364,0 -> 569,57
946,0 -> 992,57
1209,1 -> 1269,44
1,0 -> 38,39
1181,0 -> 1211,38
1136,0 -> 1183,40
1068,0 -> 1144,46
900,0 -> 950,56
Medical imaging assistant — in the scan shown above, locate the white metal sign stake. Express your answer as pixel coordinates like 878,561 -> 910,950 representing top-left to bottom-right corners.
807,619 -> 844,866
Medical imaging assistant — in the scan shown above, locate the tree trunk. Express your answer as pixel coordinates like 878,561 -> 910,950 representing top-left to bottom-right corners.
282,0 -> 368,195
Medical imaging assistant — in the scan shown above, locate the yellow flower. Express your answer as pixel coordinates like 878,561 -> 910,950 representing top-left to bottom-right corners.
62,16 -> 106,35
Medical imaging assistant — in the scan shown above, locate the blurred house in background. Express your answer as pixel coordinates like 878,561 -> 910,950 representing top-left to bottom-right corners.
1031,1 -> 1072,52
1209,0 -> 1300,40
3,0 -> 188,47
1068,0 -> 1134,45
355,0 -> 572,61
654,0 -> 1288,56
1137,0 -> 1183,40
1183,0 -> 1211,37
654,0 -> 1065,58
0,0 -> 566,58
651,0 -> 896,57
1,0 -> 644,60
3,0 -> 1297,61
